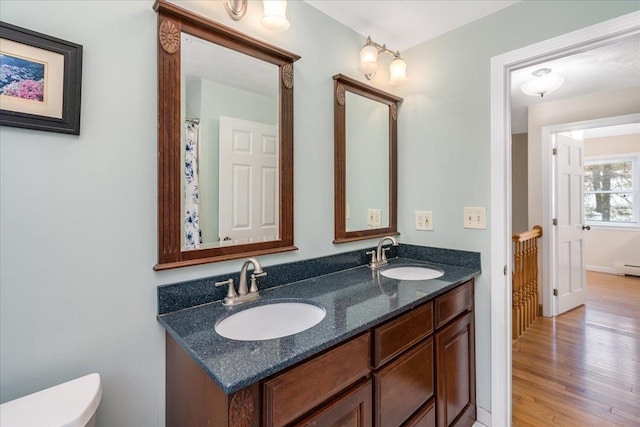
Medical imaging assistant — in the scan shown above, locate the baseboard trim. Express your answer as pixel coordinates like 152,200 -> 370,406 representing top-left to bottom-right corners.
586,265 -> 617,274
475,406 -> 491,427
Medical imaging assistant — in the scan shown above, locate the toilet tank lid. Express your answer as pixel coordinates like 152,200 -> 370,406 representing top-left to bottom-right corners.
0,373 -> 102,427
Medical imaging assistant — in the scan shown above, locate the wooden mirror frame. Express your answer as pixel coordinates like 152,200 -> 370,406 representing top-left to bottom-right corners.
154,0 -> 300,270
333,74 -> 402,243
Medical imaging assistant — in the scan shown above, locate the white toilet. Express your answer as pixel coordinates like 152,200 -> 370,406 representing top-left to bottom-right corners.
0,373 -> 101,427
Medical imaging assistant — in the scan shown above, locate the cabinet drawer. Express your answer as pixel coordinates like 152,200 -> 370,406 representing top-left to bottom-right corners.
373,302 -> 433,368
403,398 -> 435,427
296,379 -> 372,427
435,281 -> 473,329
263,332 -> 371,427
374,338 -> 434,427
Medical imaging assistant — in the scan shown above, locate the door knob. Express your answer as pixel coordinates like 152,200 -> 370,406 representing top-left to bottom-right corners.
582,225 -> 591,231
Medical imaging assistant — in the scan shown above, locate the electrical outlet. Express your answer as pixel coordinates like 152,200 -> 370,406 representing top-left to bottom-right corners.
368,208 -> 381,228
463,207 -> 486,229
416,210 -> 433,231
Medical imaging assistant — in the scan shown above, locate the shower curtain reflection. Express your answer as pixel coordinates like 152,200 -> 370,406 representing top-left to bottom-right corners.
184,118 -> 201,249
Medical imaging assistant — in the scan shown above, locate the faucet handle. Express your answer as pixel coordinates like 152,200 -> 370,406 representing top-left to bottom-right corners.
382,247 -> 391,261
366,250 -> 377,264
249,271 -> 267,293
215,278 -> 237,299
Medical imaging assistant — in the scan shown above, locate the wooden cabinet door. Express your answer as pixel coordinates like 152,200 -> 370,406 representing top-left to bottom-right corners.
435,311 -> 476,427
374,338 -> 434,427
404,399 -> 436,427
296,380 -> 372,427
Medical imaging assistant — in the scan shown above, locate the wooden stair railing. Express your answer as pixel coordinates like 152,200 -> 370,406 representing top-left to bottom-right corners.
512,225 -> 542,340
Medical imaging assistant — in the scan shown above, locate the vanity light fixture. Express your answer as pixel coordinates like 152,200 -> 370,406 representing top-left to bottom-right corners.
520,68 -> 564,98
359,36 -> 408,85
223,0 -> 290,32
224,0 -> 247,21
261,0 -> 290,32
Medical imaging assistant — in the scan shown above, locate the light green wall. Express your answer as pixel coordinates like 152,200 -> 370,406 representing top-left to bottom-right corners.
396,0 -> 639,412
1,0 -> 638,425
346,92 -> 389,230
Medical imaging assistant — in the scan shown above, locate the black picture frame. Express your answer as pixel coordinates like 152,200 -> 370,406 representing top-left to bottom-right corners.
0,21 -> 83,135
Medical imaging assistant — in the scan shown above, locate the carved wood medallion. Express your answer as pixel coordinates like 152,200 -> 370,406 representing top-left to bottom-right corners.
336,84 -> 346,106
159,20 -> 180,54
282,63 -> 294,89
229,388 -> 255,427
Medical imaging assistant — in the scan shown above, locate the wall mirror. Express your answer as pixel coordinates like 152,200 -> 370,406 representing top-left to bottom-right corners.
155,0 -> 300,270
333,74 -> 402,243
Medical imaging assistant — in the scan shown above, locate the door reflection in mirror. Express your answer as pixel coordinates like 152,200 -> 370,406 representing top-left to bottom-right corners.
180,33 -> 279,250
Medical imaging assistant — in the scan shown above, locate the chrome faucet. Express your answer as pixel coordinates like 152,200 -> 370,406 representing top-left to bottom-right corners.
214,257 -> 267,306
367,236 -> 399,269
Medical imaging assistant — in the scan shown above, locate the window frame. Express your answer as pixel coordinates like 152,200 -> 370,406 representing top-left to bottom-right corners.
584,153 -> 639,228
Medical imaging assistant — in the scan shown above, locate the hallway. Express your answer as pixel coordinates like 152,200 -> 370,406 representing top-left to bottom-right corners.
512,271 -> 640,426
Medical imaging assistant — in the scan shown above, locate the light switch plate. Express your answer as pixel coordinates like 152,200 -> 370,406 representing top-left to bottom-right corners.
464,207 -> 486,229
415,211 -> 433,231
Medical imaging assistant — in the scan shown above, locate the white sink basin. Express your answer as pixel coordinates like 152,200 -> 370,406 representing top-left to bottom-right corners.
215,302 -> 326,341
381,266 -> 444,281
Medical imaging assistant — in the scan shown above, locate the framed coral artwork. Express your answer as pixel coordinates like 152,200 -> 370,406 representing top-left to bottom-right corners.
0,21 -> 82,135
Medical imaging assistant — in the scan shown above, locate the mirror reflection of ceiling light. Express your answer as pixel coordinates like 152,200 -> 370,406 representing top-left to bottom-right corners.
359,36 -> 408,85
224,0 -> 290,32
520,68 -> 564,97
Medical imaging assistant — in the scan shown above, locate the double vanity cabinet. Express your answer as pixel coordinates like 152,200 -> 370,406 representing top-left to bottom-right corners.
164,278 -> 476,427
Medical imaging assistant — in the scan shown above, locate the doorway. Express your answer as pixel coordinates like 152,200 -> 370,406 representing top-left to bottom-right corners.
541,115 -> 640,317
489,11 -> 640,426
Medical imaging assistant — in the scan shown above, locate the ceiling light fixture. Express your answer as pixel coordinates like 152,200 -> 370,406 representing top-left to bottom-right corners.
520,68 -> 564,98
223,0 -> 290,32
359,36 -> 408,85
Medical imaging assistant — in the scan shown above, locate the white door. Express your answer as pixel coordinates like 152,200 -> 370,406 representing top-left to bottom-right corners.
219,116 -> 278,245
554,134 -> 587,315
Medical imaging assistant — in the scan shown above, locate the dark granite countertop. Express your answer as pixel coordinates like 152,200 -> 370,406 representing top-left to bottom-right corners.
157,256 -> 480,394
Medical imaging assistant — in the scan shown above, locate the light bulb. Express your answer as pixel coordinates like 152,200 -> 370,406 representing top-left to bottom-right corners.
359,44 -> 379,75
262,1 -> 290,31
388,57 -> 408,85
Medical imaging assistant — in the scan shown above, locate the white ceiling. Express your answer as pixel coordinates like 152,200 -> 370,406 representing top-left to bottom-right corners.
303,1 -> 640,135
510,35 -> 640,133
304,0 -> 518,51
182,33 -> 278,98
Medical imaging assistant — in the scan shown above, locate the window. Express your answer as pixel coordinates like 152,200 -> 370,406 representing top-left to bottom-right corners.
584,155 -> 638,227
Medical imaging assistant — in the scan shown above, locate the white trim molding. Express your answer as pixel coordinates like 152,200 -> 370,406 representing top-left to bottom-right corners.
490,10 -> 640,427
476,406 -> 492,427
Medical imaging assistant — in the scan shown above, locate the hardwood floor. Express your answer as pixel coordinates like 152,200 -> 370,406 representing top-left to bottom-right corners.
512,271 -> 640,426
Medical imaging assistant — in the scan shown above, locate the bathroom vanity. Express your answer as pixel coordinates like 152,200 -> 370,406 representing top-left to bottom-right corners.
158,249 -> 479,427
